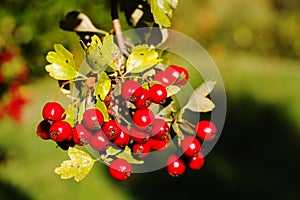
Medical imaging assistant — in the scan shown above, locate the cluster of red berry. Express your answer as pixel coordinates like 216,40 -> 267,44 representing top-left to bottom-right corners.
167,120 -> 217,177
36,63 -> 217,182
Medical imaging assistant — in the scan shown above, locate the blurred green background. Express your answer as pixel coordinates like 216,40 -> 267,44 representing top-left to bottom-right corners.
1,0 -> 300,199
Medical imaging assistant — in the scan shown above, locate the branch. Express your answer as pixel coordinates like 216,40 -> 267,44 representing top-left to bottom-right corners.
110,0 -> 129,56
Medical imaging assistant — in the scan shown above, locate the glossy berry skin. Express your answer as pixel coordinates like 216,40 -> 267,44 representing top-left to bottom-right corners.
83,108 -> 104,130
167,155 -> 186,177
149,137 -> 169,151
132,109 -> 155,131
89,131 -> 109,151
72,124 -> 92,146
150,118 -> 170,139
188,153 -> 205,170
130,127 -> 150,143
153,71 -> 176,87
42,102 -> 65,121
181,136 -> 201,157
134,88 -> 152,110
102,120 -> 121,140
149,84 -> 167,104
109,158 -> 132,181
195,120 -> 217,141
36,120 -> 51,140
49,121 -> 73,142
121,80 -> 142,102
113,125 -> 131,148
132,141 -> 151,158
166,65 -> 189,85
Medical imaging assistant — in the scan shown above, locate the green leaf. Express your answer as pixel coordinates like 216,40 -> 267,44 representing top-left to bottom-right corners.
126,45 -> 162,73
54,147 -> 96,182
95,100 -> 110,122
179,122 -> 195,135
63,108 -> 75,127
166,85 -> 181,97
149,0 -> 178,27
116,146 -> 144,164
106,146 -> 122,156
95,72 -> 111,100
184,81 -> 216,112
45,44 -> 78,80
86,35 -> 120,72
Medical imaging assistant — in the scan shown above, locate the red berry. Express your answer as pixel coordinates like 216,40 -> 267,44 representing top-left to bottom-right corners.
36,120 -> 51,140
83,108 -> 104,130
181,136 -> 201,157
102,120 -> 121,140
130,127 -> 150,143
132,109 -> 155,131
42,102 -> 65,121
166,65 -> 189,85
134,88 -> 152,109
113,125 -> 131,147
188,153 -> 205,170
149,137 -> 169,151
149,84 -> 167,104
150,118 -> 170,139
132,141 -> 151,158
153,71 -> 176,87
167,155 -> 186,177
109,158 -> 132,181
195,120 -> 217,141
72,124 -> 92,146
49,121 -> 72,142
89,131 -> 110,151
121,80 -> 142,102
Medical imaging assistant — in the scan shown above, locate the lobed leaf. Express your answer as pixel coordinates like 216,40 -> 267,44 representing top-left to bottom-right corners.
54,147 -> 96,182
126,45 -> 162,73
45,44 -> 78,80
184,81 -> 216,113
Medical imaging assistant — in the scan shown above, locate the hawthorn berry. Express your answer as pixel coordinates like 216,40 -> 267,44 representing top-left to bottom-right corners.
132,141 -> 151,158
49,121 -> 73,142
181,136 -> 201,157
134,88 -> 152,110
188,152 -> 205,170
195,120 -> 217,141
72,124 -> 92,146
83,108 -> 104,130
153,71 -> 176,87
167,155 -> 186,177
89,131 -> 110,151
113,125 -> 131,147
121,80 -> 142,102
42,102 -> 65,121
130,127 -> 150,143
149,84 -> 167,104
132,109 -> 155,131
149,137 -> 169,151
36,120 -> 51,140
102,120 -> 121,140
166,65 -> 189,85
109,158 -> 132,181
150,118 -> 170,139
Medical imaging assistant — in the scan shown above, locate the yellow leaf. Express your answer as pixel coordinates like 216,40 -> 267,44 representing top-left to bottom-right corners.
54,147 -> 96,182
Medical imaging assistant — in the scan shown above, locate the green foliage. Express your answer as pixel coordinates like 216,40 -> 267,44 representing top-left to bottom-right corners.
45,44 -> 78,80
126,44 -> 162,73
54,147 -> 96,182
